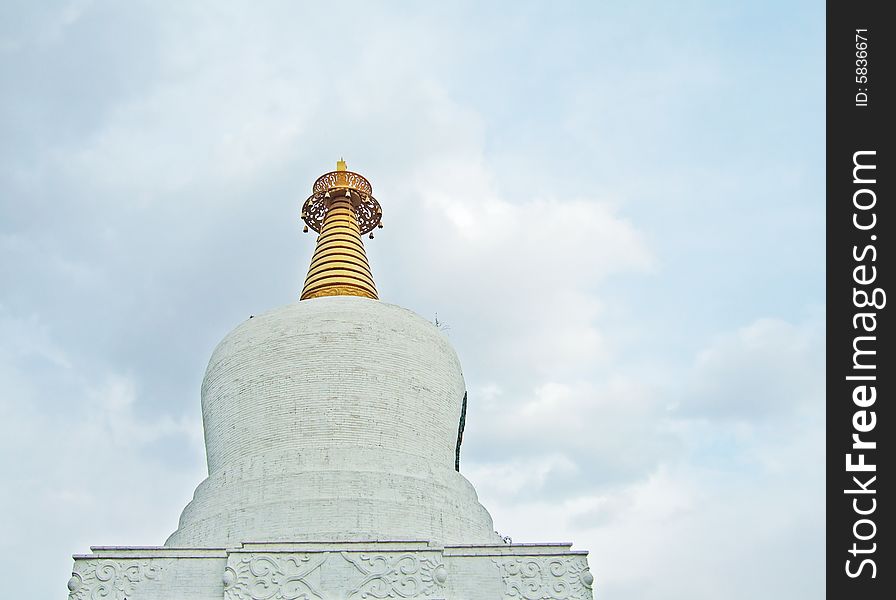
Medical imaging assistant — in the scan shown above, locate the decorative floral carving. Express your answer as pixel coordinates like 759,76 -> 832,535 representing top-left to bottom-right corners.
68,559 -> 170,600
492,557 -> 594,600
302,190 -> 383,236
312,170 -> 373,197
342,553 -> 447,599
301,193 -> 332,234
224,553 -> 328,600
352,193 -> 383,235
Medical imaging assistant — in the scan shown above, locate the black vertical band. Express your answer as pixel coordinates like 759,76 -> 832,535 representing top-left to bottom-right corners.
827,2 -> 893,595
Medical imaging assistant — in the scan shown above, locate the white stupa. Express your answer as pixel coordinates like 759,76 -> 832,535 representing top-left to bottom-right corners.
67,162 -> 595,600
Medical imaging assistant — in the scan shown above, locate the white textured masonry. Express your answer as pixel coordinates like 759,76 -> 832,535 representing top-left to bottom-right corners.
166,296 -> 500,547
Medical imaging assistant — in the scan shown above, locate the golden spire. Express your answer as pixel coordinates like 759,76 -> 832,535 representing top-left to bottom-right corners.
299,161 -> 383,301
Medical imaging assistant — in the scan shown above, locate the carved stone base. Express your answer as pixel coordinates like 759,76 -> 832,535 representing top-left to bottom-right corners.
69,542 -> 594,600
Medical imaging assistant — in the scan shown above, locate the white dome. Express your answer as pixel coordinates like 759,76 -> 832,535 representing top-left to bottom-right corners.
166,296 -> 499,547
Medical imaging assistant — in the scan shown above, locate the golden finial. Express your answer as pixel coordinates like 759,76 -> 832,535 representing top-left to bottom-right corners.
299,160 -> 383,301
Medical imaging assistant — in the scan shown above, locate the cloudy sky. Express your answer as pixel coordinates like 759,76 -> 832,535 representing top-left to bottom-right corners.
0,1 -> 824,598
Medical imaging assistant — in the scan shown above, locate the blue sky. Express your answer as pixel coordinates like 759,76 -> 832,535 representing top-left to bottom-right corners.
0,2 -> 823,599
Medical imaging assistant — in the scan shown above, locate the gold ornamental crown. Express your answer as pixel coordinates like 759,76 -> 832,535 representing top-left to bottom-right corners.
301,159 -> 383,236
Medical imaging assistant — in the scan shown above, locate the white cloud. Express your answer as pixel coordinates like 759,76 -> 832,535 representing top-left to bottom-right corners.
388,155 -> 654,381
0,311 -> 205,594
676,316 -> 824,420
68,52 -> 317,194
465,453 -> 580,501
464,312 -> 823,599
463,375 -> 680,488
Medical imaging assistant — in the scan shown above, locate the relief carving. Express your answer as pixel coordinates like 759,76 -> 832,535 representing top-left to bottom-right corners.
341,553 -> 448,599
492,557 -> 594,600
68,559 -> 170,600
224,553 -> 328,600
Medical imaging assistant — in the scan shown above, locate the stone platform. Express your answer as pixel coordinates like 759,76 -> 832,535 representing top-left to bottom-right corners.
68,541 -> 594,600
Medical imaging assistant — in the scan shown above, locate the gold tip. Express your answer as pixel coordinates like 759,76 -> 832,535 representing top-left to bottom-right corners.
336,158 -> 347,171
